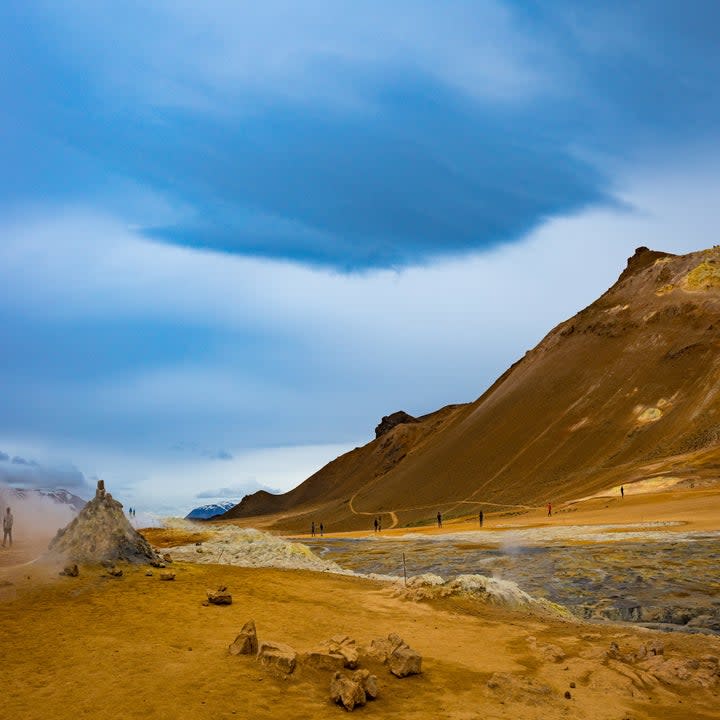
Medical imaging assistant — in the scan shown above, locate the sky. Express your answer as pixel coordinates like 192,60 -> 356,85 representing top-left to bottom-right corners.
1,1 -> 719,515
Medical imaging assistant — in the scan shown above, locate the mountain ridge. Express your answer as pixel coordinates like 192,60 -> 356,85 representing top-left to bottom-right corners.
221,245 -> 720,531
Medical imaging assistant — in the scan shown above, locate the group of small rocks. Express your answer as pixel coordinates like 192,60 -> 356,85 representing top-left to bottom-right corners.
228,620 -> 422,711
58,552 -> 176,580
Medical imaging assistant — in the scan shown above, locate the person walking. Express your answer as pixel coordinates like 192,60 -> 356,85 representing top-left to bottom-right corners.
437,511 -> 442,528
621,486 -> 624,499
311,521 -> 316,537
319,522 -> 324,537
547,502 -> 552,517
479,510 -> 484,527
373,517 -> 378,533
2,507 -> 13,547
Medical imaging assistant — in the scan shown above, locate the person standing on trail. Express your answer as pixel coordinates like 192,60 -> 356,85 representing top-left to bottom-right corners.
373,518 -> 378,532
2,507 -> 13,547
311,521 -> 315,537
319,522 -> 324,537
547,503 -> 552,517
479,510 -> 484,527
437,512 -> 442,528
621,486 -> 624,499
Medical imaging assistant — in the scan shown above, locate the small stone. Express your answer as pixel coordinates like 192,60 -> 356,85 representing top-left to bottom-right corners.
163,553 -> 173,563
646,640 -> 664,656
302,650 -> 346,671
160,571 -> 175,581
569,682 -> 576,689
60,564 -> 79,577
257,641 -> 297,675
317,636 -> 359,669
107,567 -> 123,577
352,669 -> 379,700
229,620 -> 258,656
145,571 -> 153,577
389,645 -> 422,678
564,691 -> 572,700
207,586 -> 232,605
330,671 -> 366,711
365,633 -> 407,663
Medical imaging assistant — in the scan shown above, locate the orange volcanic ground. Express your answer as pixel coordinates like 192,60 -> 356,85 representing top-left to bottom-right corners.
1,483 -> 719,719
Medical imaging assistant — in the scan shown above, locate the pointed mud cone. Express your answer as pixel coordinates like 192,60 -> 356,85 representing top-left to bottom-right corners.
46,480 -> 162,565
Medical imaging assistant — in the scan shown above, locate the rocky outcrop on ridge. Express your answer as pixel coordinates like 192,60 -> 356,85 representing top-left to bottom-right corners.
47,480 -> 162,565
374,411 -> 419,438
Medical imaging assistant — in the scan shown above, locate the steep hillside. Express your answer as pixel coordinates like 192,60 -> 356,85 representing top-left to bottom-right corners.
221,246 -> 720,532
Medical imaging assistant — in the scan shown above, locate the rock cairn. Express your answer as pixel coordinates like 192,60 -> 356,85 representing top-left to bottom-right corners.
47,480 -> 162,565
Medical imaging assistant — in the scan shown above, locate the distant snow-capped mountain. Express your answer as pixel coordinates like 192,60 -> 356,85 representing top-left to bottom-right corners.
185,500 -> 236,520
0,487 -> 87,513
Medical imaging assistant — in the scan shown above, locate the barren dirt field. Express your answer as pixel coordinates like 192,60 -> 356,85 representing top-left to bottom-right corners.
1,485 -> 719,719
1,557 -> 719,719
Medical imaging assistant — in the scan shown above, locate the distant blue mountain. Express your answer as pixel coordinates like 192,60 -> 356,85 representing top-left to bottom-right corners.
185,500 -> 236,520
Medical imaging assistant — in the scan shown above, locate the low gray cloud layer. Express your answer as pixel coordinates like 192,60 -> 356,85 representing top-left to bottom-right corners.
0,450 -> 90,493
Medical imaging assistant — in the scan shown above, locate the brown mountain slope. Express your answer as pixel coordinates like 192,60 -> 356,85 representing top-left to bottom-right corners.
222,246 -> 720,532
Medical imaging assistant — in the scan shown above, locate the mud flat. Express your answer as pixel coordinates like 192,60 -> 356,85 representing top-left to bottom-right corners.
1,560 -> 720,720
305,526 -> 720,634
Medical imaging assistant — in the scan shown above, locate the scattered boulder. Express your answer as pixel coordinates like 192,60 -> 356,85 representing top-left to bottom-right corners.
207,586 -> 232,605
229,620 -> 258,656
160,571 -> 176,581
163,553 -> 173,563
365,633 -> 405,663
107,567 -> 123,577
364,633 -> 422,678
305,635 -> 359,670
257,641 -> 297,675
145,571 -> 153,577
150,560 -> 167,568
59,564 -> 79,577
352,669 -> 379,700
303,649 -> 347,672
389,645 -> 422,678
330,671 -> 367,711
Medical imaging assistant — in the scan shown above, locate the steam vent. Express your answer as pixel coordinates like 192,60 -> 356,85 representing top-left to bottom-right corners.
47,480 -> 161,564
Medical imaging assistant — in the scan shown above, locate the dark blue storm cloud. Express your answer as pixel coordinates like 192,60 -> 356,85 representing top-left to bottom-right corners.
3,1 -> 719,270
